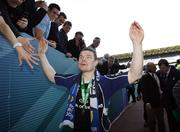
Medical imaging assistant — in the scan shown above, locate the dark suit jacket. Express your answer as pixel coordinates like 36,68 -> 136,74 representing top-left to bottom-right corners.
0,0 -> 21,37
47,22 -> 60,45
157,66 -> 180,109
56,28 -> 68,54
15,0 -> 36,34
67,39 -> 86,59
141,73 -> 161,108
32,8 -> 47,28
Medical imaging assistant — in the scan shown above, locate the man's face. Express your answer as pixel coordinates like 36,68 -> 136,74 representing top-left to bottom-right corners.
55,16 -> 66,26
151,64 -> 157,73
78,51 -> 98,72
63,24 -> 71,33
149,63 -> 157,73
159,64 -> 169,74
48,8 -> 60,21
93,38 -> 100,48
75,34 -> 83,41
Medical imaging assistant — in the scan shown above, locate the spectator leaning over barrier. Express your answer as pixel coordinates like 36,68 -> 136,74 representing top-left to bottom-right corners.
0,15 -> 38,69
38,21 -> 144,132
33,3 -> 60,47
54,12 -> 67,27
15,0 -> 48,35
0,0 -> 37,53
57,21 -> 72,57
47,12 -> 67,49
88,37 -> 101,50
67,31 -> 86,60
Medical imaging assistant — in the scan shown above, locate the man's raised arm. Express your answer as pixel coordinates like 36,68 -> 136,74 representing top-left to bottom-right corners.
128,21 -> 144,84
38,40 -> 56,83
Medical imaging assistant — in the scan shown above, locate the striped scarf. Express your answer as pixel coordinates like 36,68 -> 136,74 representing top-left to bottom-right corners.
59,71 -> 102,132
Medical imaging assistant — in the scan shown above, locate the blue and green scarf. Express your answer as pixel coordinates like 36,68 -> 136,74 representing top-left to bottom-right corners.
59,71 -> 111,132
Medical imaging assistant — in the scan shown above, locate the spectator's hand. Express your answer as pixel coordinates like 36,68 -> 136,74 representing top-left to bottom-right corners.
16,17 -> 28,30
66,52 -> 72,58
48,40 -> 56,48
17,37 -> 35,53
38,38 -> 48,56
16,46 -> 39,69
129,21 -> 144,45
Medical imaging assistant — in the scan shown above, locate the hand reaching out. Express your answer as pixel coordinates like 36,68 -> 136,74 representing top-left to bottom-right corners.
17,36 -> 35,53
16,46 -> 39,69
129,21 -> 144,45
16,37 -> 39,69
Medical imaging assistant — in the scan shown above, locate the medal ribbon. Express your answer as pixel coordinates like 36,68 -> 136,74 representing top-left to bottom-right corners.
81,77 -> 92,106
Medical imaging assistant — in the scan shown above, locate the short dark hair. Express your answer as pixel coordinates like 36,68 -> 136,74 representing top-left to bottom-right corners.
80,47 -> 97,60
94,37 -> 100,40
59,12 -> 67,19
64,21 -> 72,27
158,59 -> 169,67
48,3 -> 60,11
75,31 -> 84,37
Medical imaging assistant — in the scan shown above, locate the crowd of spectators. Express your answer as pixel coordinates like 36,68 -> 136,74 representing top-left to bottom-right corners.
0,0 -> 101,69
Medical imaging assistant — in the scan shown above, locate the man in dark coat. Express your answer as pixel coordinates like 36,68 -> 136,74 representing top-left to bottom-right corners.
141,62 -> 165,132
157,59 -> 180,132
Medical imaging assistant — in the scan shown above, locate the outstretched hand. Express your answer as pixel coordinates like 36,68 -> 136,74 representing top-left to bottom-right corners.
16,37 -> 39,69
129,21 -> 144,45
16,46 -> 39,69
17,37 -> 35,53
